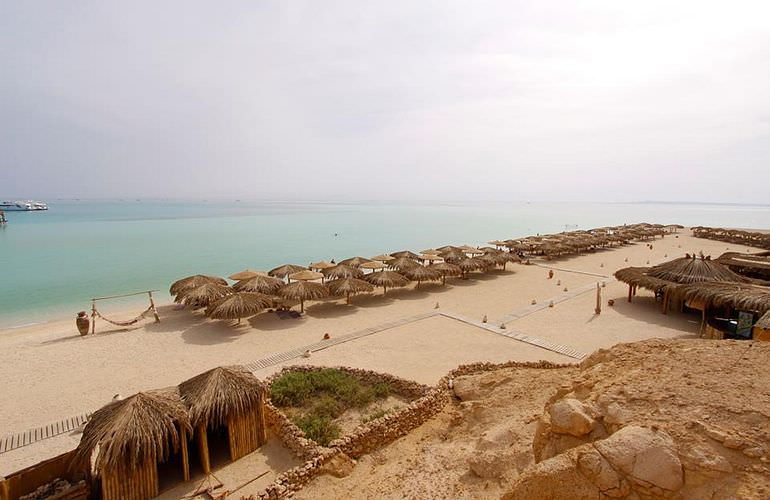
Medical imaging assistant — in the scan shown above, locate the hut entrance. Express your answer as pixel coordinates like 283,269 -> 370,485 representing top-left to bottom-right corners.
207,424 -> 232,469
156,425 -> 191,493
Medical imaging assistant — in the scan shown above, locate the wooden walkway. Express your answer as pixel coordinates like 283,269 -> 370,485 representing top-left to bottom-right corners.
1,284 -> 596,454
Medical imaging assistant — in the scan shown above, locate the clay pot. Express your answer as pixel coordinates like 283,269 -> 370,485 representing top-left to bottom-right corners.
76,312 -> 90,336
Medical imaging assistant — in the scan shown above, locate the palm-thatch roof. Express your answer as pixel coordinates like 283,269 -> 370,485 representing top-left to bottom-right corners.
178,366 -> 265,428
673,282 -> 770,315
176,283 -> 233,309
646,255 -> 750,284
233,275 -> 284,294
756,310 -> 770,329
338,256 -> 372,268
364,270 -> 409,292
417,253 -> 443,262
455,258 -> 488,274
170,275 -> 227,296
440,250 -> 467,263
435,245 -> 460,253
360,261 -> 386,271
388,257 -> 419,271
322,264 -> 364,280
614,267 -> 671,293
429,262 -> 462,277
327,277 -> 374,303
76,389 -> 191,471
268,264 -> 307,278
402,265 -> 442,284
278,281 -> 329,312
227,269 -> 266,281
390,250 -> 420,259
288,270 -> 325,281
420,248 -> 441,255
309,261 -> 335,271
370,254 -> 395,262
205,292 -> 272,322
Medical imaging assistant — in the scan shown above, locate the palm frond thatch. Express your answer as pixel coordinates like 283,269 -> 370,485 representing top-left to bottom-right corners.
327,277 -> 374,303
402,265 -> 442,284
390,250 -> 420,259
322,264 -> 364,280
455,258 -> 488,274
205,292 -> 272,322
278,281 -> 329,312
673,282 -> 770,315
233,275 -> 284,294
440,250 -> 467,263
170,275 -> 227,296
179,366 -> 265,428
370,254 -> 395,262
429,262 -> 462,277
388,257 -> 420,271
288,270 -> 325,281
646,255 -> 750,284
309,261 -> 335,270
268,264 -> 307,278
227,269 -> 266,281
76,389 -> 191,472
338,256 -> 373,268
364,270 -> 409,293
176,283 -> 233,309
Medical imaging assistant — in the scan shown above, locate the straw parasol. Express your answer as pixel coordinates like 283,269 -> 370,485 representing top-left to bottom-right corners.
278,281 -> 329,312
402,266 -> 442,287
455,258 -> 487,277
205,292 -> 272,324
420,249 -> 441,255
646,255 -> 750,284
388,257 -> 419,271
327,277 -> 374,304
458,245 -> 483,255
390,250 -> 420,259
309,261 -> 335,271
417,253 -> 443,262
288,270 -> 325,281
227,269 -> 266,281
435,245 -> 460,253
364,270 -> 409,295
170,275 -> 227,296
75,388 -> 191,471
370,254 -> 395,262
233,275 -> 284,294
338,256 -> 373,268
440,249 -> 467,263
673,282 -> 770,315
360,261 -> 386,272
322,264 -> 364,280
429,262 -> 462,284
176,283 -> 232,309
268,264 -> 307,279
178,366 -> 265,428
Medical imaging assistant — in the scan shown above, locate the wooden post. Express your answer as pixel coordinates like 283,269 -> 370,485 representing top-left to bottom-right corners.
180,426 -> 190,482
91,300 -> 97,334
595,282 -> 601,315
627,284 -> 633,302
148,291 -> 160,323
661,289 -> 669,314
197,423 -> 211,474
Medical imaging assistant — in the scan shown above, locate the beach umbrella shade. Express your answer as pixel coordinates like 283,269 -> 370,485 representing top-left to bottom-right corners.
327,277 -> 375,304
420,248 -> 441,255
476,254 -> 501,269
435,245 -> 460,253
371,254 -> 395,262
309,261 -> 335,271
278,281 -> 329,313
402,266 -> 442,287
205,292 -> 272,324
458,245 -> 483,255
360,261 -> 386,272
227,269 -> 267,281
417,253 -> 444,262
455,258 -> 487,277
390,250 -> 420,259
364,270 -> 409,295
268,264 -> 307,279
339,256 -> 373,268
233,275 -> 284,294
176,283 -> 233,309
322,264 -> 364,280
388,257 -> 420,271
440,249 -> 467,263
170,275 -> 227,296
429,262 -> 462,283
289,270 -> 325,281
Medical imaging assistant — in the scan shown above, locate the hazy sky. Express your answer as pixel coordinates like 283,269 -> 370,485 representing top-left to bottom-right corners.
2,1 -> 769,202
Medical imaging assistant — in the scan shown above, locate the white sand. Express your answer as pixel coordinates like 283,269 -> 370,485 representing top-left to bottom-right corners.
0,230 -> 758,475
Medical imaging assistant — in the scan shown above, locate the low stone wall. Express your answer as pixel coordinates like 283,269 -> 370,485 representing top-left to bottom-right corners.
247,360 -> 574,499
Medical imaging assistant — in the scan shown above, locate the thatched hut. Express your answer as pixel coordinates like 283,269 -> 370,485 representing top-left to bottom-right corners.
754,311 -> 770,341
327,277 -> 374,304
645,255 -> 750,285
75,389 -> 192,500
178,366 -> 267,474
364,270 -> 409,294
169,275 -> 227,296
278,281 -> 329,312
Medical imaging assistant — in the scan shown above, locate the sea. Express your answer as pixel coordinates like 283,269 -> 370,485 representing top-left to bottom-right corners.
1,199 -> 768,329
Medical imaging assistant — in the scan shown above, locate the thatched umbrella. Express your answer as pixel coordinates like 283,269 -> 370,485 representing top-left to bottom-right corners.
327,277 -> 374,304
420,248 -> 441,255
371,254 -> 395,262
309,261 -> 335,271
227,269 -> 266,281
179,366 -> 265,429
176,283 -> 232,309
673,282 -> 770,315
205,292 -> 272,324
268,264 -> 307,279
75,388 -> 192,472
388,257 -> 419,271
390,250 -> 420,259
360,261 -> 386,272
436,245 -> 460,253
289,270 -> 325,281
322,264 -> 364,280
455,258 -> 487,278
233,275 -> 284,294
441,249 -> 468,263
364,270 -> 409,295
278,281 -> 329,312
170,275 -> 227,296
417,253 -> 443,262
429,262 -> 462,284
646,255 -> 750,284
338,256 -> 373,268
402,266 -> 442,287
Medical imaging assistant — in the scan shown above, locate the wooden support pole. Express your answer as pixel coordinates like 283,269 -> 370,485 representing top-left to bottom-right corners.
595,282 -> 602,315
148,291 -> 160,323
181,427 -> 190,482
628,284 -> 633,302
91,300 -> 97,334
197,424 -> 211,474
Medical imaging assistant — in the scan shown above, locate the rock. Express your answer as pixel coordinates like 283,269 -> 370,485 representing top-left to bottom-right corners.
576,449 -> 630,497
317,452 -> 356,478
594,426 -> 683,492
468,450 -> 512,479
503,452 -> 602,500
743,447 -> 764,458
681,443 -> 732,473
549,398 -> 595,437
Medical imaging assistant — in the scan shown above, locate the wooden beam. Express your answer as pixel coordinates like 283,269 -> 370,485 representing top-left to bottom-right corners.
181,427 -> 190,482
197,424 -> 211,474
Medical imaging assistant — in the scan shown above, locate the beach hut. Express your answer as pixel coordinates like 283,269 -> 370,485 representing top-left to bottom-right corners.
178,366 -> 267,474
390,250 -> 420,259
753,311 -> 770,341
75,389 -> 192,500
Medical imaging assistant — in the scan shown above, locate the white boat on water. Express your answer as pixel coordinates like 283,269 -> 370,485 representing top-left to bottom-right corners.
0,200 -> 49,211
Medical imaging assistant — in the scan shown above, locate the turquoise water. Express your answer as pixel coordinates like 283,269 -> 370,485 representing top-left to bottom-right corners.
1,200 -> 768,328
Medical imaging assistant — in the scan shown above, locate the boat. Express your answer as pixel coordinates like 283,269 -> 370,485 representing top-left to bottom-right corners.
0,200 -> 49,211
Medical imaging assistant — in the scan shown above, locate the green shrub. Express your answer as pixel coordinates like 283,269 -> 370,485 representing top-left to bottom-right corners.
293,414 -> 341,446
372,382 -> 391,398
310,394 -> 343,419
270,371 -> 314,406
361,408 -> 388,423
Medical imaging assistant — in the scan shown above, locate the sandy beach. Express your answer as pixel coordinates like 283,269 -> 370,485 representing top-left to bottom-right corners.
0,230 -> 762,477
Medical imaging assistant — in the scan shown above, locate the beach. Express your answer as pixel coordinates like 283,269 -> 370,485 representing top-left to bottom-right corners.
1,229 -> 760,478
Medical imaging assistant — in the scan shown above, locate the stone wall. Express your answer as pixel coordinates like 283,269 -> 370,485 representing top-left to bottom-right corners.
247,359 -> 575,499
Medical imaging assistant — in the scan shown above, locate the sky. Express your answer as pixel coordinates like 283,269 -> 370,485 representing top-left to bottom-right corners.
1,1 -> 769,203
